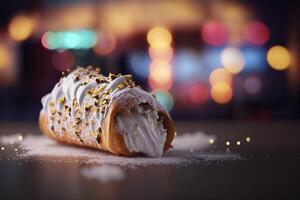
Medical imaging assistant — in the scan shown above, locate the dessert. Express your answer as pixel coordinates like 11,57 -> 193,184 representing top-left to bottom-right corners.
39,66 -> 175,157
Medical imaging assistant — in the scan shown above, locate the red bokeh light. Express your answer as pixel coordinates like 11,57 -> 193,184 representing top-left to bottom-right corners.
51,51 -> 75,71
93,32 -> 116,55
188,84 -> 209,104
245,21 -> 270,45
201,21 -> 227,46
41,32 -> 50,49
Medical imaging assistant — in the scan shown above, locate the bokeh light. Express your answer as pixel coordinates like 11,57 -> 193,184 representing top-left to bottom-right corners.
243,76 -> 262,95
246,137 -> 251,142
201,21 -> 227,46
173,50 -> 203,82
211,82 -> 233,104
0,44 -> 12,69
221,47 -> 245,74
188,84 -> 209,104
202,47 -> 223,69
148,76 -> 173,91
242,47 -> 267,71
129,53 -> 150,78
151,90 -> 174,112
267,45 -> 291,70
64,32 -> 80,48
245,21 -> 270,45
93,32 -> 116,55
42,30 -> 97,49
209,68 -> 233,86
51,51 -> 75,71
148,46 -> 173,61
147,27 -> 172,48
149,60 -> 172,85
9,15 -> 35,41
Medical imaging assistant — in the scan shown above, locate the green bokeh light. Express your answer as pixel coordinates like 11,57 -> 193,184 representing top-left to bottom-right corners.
44,30 -> 97,49
152,90 -> 174,112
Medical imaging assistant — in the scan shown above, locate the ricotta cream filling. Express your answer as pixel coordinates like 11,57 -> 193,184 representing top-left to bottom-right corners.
115,104 -> 167,157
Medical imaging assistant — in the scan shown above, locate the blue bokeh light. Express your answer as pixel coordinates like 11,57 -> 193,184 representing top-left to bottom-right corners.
129,52 -> 150,78
242,46 -> 267,72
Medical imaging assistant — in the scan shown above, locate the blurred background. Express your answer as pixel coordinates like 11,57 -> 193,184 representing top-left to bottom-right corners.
0,0 -> 299,121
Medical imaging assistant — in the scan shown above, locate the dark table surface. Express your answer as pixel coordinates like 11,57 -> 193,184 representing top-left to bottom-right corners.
0,120 -> 300,200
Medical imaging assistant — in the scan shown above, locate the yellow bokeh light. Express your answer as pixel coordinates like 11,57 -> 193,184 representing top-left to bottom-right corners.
211,82 -> 233,104
209,68 -> 232,86
267,45 -> 291,70
221,47 -> 245,74
147,26 -> 172,48
9,15 -> 34,41
226,141 -> 230,146
236,141 -> 241,145
149,60 -> 172,85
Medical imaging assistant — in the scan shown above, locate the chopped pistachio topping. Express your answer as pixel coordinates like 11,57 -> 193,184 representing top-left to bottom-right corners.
58,97 -> 66,104
85,105 -> 93,111
48,66 -> 142,143
49,101 -> 55,107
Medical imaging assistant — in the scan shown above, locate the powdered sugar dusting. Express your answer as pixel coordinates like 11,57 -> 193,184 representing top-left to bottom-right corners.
0,133 -> 240,166
0,132 -> 241,182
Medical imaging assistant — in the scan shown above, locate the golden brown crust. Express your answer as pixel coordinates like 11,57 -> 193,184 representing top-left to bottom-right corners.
39,100 -> 175,157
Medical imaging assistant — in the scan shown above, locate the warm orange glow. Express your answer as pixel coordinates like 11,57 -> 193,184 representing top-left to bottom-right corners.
147,27 -> 172,48
221,47 -> 245,74
9,15 -> 34,41
209,68 -> 232,86
219,4 -> 249,45
148,76 -> 173,91
149,60 -> 172,85
148,60 -> 172,90
0,45 -> 12,69
211,83 -> 233,104
148,46 -> 173,61
267,45 -> 291,70
44,5 -> 95,30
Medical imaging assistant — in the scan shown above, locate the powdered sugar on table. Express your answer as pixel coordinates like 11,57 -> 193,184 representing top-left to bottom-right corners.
0,132 -> 241,182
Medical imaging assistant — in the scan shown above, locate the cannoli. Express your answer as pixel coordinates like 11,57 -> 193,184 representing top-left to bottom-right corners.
39,66 -> 175,157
